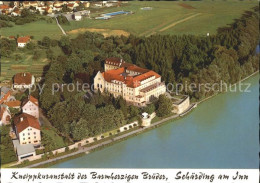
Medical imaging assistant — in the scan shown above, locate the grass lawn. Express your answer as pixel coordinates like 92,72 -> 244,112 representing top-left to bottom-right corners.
0,45 -> 63,82
0,20 -> 63,40
0,1 -> 257,40
41,126 -> 67,149
64,0 -> 257,37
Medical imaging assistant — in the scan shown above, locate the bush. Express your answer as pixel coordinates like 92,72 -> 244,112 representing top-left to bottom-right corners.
65,146 -> 69,152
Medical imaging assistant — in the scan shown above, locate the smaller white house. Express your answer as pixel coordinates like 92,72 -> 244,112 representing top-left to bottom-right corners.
17,36 -> 30,48
14,113 -> 41,146
13,72 -> 35,89
22,96 -> 39,119
74,12 -> 82,21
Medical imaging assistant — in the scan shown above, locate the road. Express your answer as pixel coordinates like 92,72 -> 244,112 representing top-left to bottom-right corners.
25,113 -> 179,168
55,17 -> 67,35
146,13 -> 202,37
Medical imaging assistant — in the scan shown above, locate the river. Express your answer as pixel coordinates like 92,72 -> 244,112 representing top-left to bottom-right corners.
51,74 -> 259,169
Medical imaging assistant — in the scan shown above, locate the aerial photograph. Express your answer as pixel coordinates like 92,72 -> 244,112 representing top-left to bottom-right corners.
0,0 -> 259,172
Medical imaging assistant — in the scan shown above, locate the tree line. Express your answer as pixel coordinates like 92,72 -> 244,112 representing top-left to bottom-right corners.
34,6 -> 259,142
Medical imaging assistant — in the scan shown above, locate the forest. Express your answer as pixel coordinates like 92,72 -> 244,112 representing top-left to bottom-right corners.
2,6 -> 258,143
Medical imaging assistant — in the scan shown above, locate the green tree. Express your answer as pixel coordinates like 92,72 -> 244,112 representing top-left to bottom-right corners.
156,95 -> 172,117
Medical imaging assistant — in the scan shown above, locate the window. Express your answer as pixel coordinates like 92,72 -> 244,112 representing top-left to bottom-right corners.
28,133 -> 30,135
34,132 -> 36,135
23,138 -> 25,140
28,137 -> 30,139
34,136 -> 36,139
23,133 -> 25,136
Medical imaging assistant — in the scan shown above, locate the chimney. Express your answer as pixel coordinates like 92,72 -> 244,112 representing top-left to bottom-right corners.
23,73 -> 26,77
20,117 -> 23,121
120,58 -> 122,63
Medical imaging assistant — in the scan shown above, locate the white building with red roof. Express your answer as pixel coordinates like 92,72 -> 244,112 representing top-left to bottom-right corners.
17,36 -> 31,48
22,96 -> 39,119
94,58 -> 166,106
13,72 -> 35,89
14,113 -> 41,145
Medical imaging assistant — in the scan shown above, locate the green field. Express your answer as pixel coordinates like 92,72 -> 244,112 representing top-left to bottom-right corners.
64,0 -> 258,37
0,0 -> 258,82
0,20 -> 63,40
0,45 -> 63,82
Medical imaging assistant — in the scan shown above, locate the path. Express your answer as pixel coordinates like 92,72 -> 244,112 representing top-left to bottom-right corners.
55,17 -> 67,35
25,113 -> 179,168
146,13 -> 202,37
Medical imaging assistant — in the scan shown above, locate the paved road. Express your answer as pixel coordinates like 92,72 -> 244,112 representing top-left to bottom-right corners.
55,17 -> 67,35
25,113 -> 179,168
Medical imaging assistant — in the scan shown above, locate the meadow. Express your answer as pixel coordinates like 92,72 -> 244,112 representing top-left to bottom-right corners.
0,0 -> 258,82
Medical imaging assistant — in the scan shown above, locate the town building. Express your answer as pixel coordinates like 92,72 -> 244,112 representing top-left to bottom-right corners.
22,96 -> 39,119
13,72 -> 35,89
0,105 -> 11,126
17,36 -> 30,47
74,12 -> 82,21
14,113 -> 41,146
94,58 -> 166,106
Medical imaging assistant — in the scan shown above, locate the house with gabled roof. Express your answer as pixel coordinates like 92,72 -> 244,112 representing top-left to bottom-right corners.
14,113 -> 41,145
22,96 -> 39,119
17,36 -> 30,48
13,72 -> 35,89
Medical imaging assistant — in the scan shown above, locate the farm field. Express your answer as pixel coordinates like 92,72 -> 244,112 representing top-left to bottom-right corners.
0,0 -> 258,82
0,46 -> 62,82
0,1 -> 257,40
0,20 -> 63,40
65,0 -> 258,37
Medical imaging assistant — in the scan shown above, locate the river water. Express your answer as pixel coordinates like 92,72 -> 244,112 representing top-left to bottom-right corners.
51,75 -> 259,169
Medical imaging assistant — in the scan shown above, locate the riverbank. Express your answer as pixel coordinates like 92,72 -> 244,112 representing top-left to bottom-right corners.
10,70 -> 259,168
197,70 -> 259,105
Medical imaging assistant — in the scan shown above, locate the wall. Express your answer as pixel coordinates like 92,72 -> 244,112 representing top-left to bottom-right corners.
17,121 -> 139,162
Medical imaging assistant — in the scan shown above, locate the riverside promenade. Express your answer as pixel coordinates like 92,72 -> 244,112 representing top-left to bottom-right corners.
25,113 -> 180,168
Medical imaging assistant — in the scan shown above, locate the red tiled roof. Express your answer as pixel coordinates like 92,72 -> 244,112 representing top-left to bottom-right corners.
67,3 -> 74,7
5,100 -> 21,108
0,91 -> 12,104
0,5 -> 10,10
102,67 -> 161,88
13,72 -> 33,85
17,36 -> 30,44
14,113 -> 40,133
127,65 -> 149,74
22,96 -> 38,107
105,57 -> 123,65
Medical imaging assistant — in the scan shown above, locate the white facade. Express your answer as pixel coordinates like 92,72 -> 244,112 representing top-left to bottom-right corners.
18,42 -> 26,48
22,101 -> 39,119
74,13 -> 82,21
18,126 -> 41,145
94,61 -> 166,106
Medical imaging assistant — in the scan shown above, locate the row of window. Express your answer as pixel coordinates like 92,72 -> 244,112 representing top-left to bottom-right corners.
23,136 -> 37,140
22,140 -> 40,144
23,132 -> 37,135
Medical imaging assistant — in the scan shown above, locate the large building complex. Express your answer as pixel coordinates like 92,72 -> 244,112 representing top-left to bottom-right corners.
94,58 -> 166,106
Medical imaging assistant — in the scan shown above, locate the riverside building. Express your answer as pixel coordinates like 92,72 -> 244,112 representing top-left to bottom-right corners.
94,58 -> 166,106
